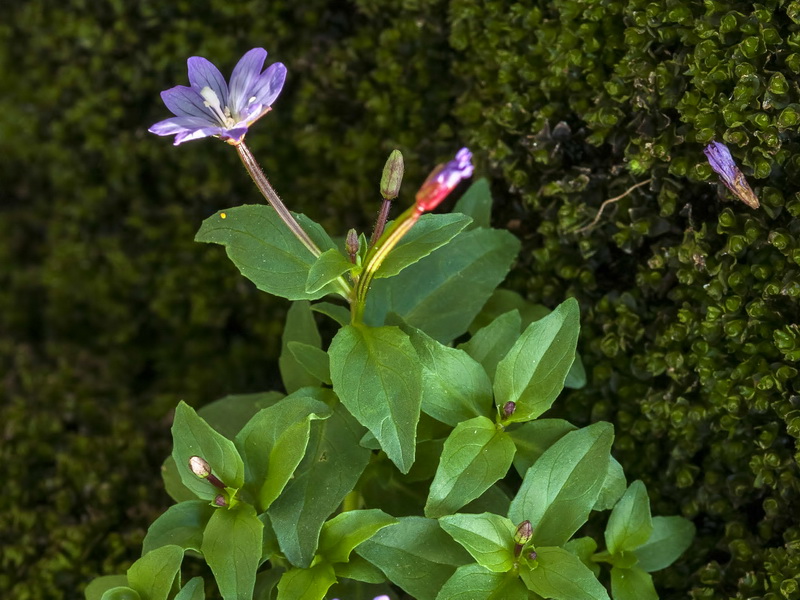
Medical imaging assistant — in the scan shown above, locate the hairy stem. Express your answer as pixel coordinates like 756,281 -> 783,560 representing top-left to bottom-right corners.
236,142 -> 353,301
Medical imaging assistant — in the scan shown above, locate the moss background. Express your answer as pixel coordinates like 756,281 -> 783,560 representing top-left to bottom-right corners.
2,0 -> 799,598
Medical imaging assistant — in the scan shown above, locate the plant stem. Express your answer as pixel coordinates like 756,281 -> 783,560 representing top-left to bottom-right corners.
236,142 -> 353,301
369,197 -> 393,248
352,205 -> 420,322
236,142 -> 322,258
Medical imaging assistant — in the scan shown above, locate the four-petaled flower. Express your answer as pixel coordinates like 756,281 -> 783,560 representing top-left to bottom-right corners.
149,48 -> 286,146
415,147 -> 475,212
703,141 -> 760,209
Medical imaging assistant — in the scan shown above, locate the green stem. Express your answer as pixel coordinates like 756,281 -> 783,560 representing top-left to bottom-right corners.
341,490 -> 361,512
352,205 -> 421,322
236,142 -> 353,301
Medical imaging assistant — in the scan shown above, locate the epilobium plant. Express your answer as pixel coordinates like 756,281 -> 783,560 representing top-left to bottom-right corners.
85,48 -> 694,600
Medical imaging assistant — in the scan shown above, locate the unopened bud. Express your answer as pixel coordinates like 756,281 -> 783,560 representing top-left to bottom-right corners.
527,550 -> 538,561
415,148 -> 474,212
189,456 -> 211,479
346,229 -> 360,264
502,401 -> 516,419
514,520 -> 533,545
214,494 -> 227,507
380,150 -> 404,200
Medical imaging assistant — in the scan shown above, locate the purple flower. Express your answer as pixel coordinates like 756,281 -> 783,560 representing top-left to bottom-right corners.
415,148 -> 475,212
703,141 -> 760,209
149,48 -> 286,146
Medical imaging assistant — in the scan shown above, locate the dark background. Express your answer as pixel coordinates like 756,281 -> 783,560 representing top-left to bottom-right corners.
2,0 -> 799,598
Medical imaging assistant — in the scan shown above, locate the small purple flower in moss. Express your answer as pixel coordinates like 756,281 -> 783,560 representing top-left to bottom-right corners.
703,141 -> 760,209
415,148 -> 475,212
149,48 -> 286,146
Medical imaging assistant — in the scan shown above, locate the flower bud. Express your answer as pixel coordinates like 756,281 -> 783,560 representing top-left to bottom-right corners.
346,228 -> 360,264
514,520 -> 533,545
189,456 -> 211,479
214,494 -> 228,507
527,550 -> 538,561
415,148 -> 474,213
704,141 -> 759,209
502,401 -> 516,419
380,150 -> 404,200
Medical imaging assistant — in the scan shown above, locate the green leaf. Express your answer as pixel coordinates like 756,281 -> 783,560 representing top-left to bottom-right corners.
610,566 -> 658,600
453,177 -> 492,229
374,213 -> 472,279
633,516 -> 695,572
142,500 -> 214,555
268,401 -> 370,567
508,419 -> 577,477
606,481 -> 653,555
310,301 -> 350,326
494,298 -> 581,423
254,568 -> 284,600
357,458 -> 429,518
306,248 -> 353,293
280,301 -> 323,394
364,228 -> 521,343
520,546 -> 610,600
564,353 -> 587,389
161,455 -> 198,503
425,417 -> 516,518
438,513 -> 516,573
318,509 -> 398,564
459,310 -> 521,382
594,457 -> 627,511
329,324 -> 422,473
333,555 -> 387,584
406,326 -> 493,426
85,576 -> 129,600
198,392 -> 286,439
564,537 -> 600,577
195,206 -> 338,301
436,564 -> 528,600
461,485 -> 512,517
508,422 -> 613,546
276,564 -> 336,600
468,289 -> 551,334
287,341 -> 331,385
100,588 -> 141,600
259,513 -> 280,565
127,545 -> 184,600
355,516 -> 471,600
235,397 -> 331,511
174,577 -> 205,600
404,437 -> 446,483
171,401 -> 245,501
202,504 -> 264,600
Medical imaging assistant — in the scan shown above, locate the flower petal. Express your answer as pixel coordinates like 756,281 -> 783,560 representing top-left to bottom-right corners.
187,56 -> 229,106
149,116 -> 226,145
703,142 -> 739,185
218,127 -> 249,144
228,47 -> 267,115
148,115 -> 213,136
160,85 -> 215,120
173,126 -> 227,145
249,62 -> 287,109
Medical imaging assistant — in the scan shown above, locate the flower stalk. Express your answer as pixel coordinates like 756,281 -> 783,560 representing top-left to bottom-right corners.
236,142 -> 322,257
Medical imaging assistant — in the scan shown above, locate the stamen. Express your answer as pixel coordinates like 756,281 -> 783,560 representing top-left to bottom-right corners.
200,86 -> 233,126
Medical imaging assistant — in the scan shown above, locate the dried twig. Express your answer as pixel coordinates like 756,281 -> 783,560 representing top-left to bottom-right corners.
569,178 -> 653,234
